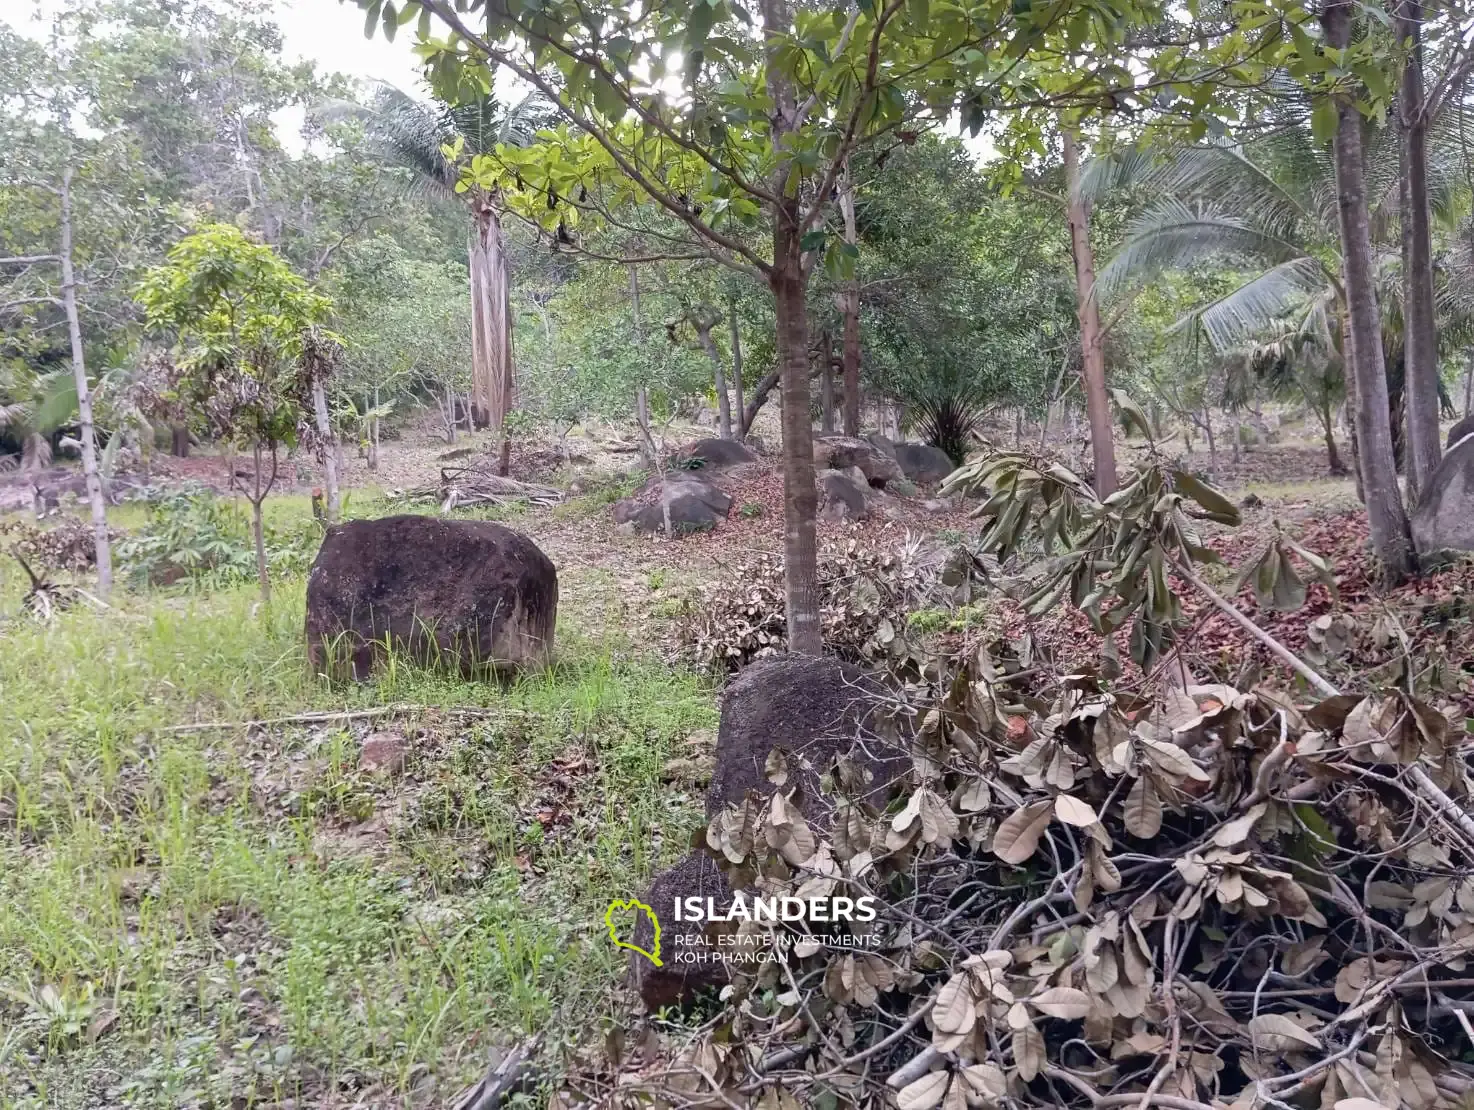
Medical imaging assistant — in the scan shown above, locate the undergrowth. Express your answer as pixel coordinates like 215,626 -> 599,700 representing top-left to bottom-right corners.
0,543 -> 716,1108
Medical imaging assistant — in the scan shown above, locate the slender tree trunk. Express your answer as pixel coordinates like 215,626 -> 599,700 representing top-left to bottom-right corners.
697,319 -> 732,439
820,330 -> 836,434
310,377 -> 340,522
729,294 -> 745,433
763,0 -> 820,655
1464,349 -> 1474,417
368,386 -> 379,472
1398,0 -> 1441,503
469,194 -> 516,449
251,442 -> 271,603
1324,0 -> 1416,582
1229,413 -> 1241,465
629,265 -> 657,459
838,162 -> 862,436
171,424 -> 190,457
1063,130 -> 1116,498
59,167 -> 111,597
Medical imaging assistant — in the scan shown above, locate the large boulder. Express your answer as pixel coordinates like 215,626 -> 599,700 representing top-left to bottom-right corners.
707,655 -> 907,819
1413,437 -> 1474,553
613,474 -> 733,535
813,435 -> 903,488
894,443 -> 955,485
672,438 -> 756,471
631,656 -> 908,1011
1447,414 -> 1474,450
818,467 -> 872,521
305,515 -> 557,679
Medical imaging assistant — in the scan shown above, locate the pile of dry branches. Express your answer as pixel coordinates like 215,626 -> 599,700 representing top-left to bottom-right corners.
405,462 -> 562,512
559,645 -> 1474,1110
669,532 -> 988,672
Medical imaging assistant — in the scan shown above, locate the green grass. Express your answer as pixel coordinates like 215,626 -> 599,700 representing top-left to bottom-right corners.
0,511 -> 716,1108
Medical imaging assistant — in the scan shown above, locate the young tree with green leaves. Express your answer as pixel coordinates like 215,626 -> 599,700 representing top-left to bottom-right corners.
352,0 -> 1269,651
136,223 -> 336,602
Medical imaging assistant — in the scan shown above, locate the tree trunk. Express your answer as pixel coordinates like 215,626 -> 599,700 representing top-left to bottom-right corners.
1063,129 -> 1116,498
820,330 -> 836,434
763,0 -> 820,656
698,319 -> 732,439
1398,0 -> 1441,504
310,377 -> 340,522
1230,414 -> 1241,465
59,168 -> 111,596
368,386 -> 379,472
251,442 -> 271,603
838,163 -> 862,436
171,424 -> 190,457
1464,349 -> 1474,417
630,265 -> 657,459
468,194 -> 516,445
741,370 -> 779,438
1202,410 -> 1217,477
729,294 -> 745,432
1324,0 -> 1416,582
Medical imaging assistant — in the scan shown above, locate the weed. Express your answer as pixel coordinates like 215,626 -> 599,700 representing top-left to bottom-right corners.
0,498 -> 717,1107
738,501 -> 763,519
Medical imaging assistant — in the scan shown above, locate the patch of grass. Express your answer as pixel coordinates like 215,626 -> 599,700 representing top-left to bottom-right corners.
0,544 -> 715,1105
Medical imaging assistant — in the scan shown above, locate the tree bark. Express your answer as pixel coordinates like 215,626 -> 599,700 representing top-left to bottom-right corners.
59,167 -> 111,597
469,193 -> 516,450
251,442 -> 272,603
838,162 -> 862,436
171,424 -> 190,457
1324,0 -> 1416,582
729,294 -> 745,431
1398,0 -> 1441,503
763,0 -> 821,656
310,377 -> 340,522
740,370 -> 779,437
1063,130 -> 1116,498
820,329 -> 836,434
1202,409 -> 1217,477
630,266 -> 657,460
696,316 -> 732,439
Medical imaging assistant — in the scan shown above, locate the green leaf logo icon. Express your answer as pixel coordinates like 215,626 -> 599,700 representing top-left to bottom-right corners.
605,898 -> 663,966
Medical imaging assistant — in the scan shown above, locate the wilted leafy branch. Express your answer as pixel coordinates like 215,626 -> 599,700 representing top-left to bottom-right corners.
940,447 -> 1332,679
598,652 -> 1474,1110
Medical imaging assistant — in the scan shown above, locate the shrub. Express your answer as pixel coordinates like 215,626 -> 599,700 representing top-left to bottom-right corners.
116,484 -> 317,589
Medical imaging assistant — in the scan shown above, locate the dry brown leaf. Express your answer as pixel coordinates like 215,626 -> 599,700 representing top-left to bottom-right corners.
1029,986 -> 1091,1019
1053,794 -> 1098,827
1125,775 -> 1162,838
897,1069 -> 951,1110
1247,1013 -> 1321,1054
992,799 -> 1054,865
932,974 -> 976,1037
1012,1021 -> 1045,1082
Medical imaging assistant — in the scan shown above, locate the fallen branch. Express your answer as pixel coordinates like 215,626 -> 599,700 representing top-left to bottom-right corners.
161,704 -> 521,732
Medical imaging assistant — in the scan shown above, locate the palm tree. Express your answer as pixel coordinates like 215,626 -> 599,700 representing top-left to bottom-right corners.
347,84 -> 547,470
1096,120 -> 1466,476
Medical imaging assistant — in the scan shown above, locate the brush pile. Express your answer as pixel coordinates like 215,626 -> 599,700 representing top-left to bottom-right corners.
560,642 -> 1474,1110
405,462 -> 562,512
668,531 -> 990,672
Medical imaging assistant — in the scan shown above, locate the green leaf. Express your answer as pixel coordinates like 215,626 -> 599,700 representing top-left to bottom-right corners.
800,230 -> 827,253
1172,470 -> 1241,526
1310,98 -> 1338,145
364,0 -> 384,39
382,1 -> 398,42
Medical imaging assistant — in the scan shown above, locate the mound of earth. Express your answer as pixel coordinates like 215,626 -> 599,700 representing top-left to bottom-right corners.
631,655 -> 907,1010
